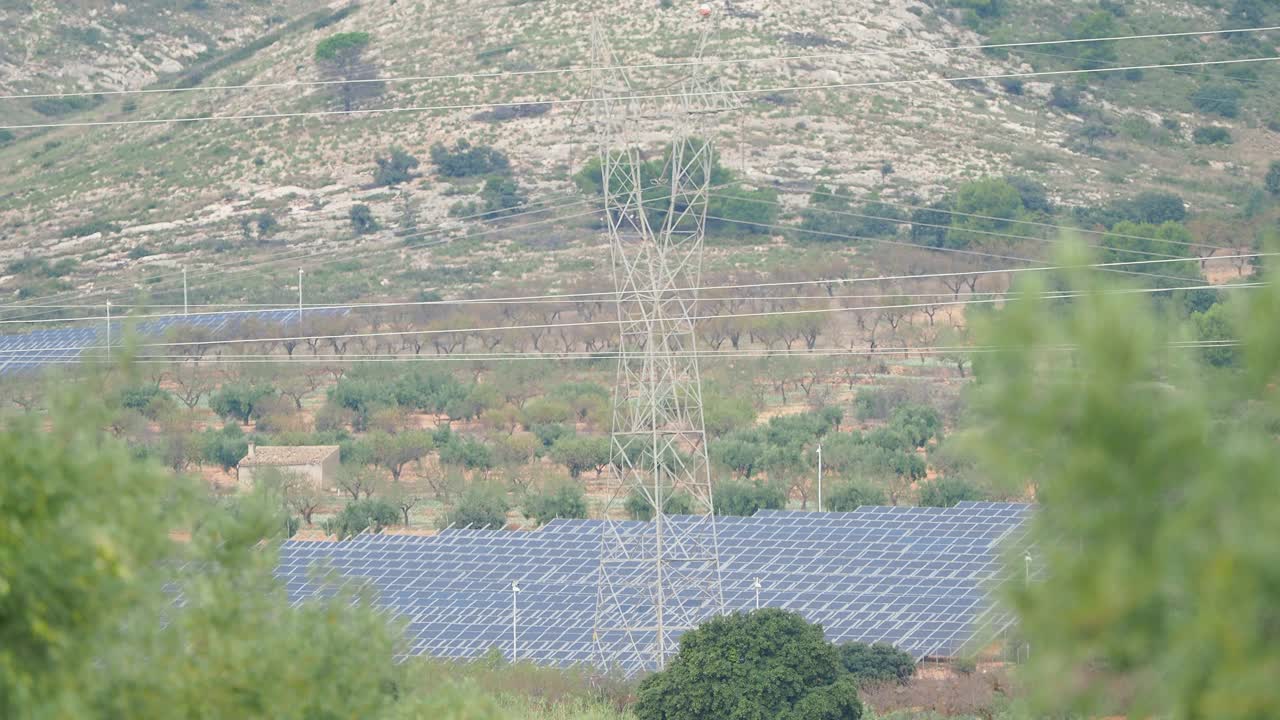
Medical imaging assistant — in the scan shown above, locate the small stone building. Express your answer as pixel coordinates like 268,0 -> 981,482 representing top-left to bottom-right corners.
236,443 -> 340,491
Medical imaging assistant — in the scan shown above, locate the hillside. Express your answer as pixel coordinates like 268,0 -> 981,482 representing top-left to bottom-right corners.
0,0 -> 1277,309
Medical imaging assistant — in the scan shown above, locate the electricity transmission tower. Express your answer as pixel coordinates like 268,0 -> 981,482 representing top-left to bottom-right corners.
590,12 -> 737,675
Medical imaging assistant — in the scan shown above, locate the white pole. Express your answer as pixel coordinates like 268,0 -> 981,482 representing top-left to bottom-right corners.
511,580 -> 521,662
753,577 -> 762,611
298,268 -> 304,321
105,301 -> 111,362
816,444 -> 823,512
182,267 -> 188,316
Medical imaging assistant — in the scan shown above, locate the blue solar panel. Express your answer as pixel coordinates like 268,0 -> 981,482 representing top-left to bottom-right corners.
275,504 -> 1034,674
0,308 -> 346,375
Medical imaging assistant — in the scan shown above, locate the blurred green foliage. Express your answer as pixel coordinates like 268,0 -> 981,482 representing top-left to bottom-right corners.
969,246 -> 1280,718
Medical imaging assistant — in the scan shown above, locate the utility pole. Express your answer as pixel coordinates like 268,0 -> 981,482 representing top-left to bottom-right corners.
298,268 -> 304,322
182,267 -> 188,316
511,580 -> 522,662
816,444 -> 823,512
753,577 -> 762,611
105,301 -> 111,363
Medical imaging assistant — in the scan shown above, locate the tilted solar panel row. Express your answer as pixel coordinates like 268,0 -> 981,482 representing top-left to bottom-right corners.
275,503 -> 1033,675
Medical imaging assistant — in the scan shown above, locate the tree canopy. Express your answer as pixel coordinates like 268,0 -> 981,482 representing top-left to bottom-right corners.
635,609 -> 862,720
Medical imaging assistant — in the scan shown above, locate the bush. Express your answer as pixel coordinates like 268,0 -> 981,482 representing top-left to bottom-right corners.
715,479 -> 787,516
209,384 -> 276,424
438,437 -> 493,471
708,185 -> 780,236
314,31 -> 371,61
1265,161 -> 1280,196
372,146 -> 420,187
327,499 -> 400,538
430,139 -> 510,177
1048,85 -> 1082,113
349,204 -> 379,234
625,487 -> 694,520
548,435 -> 610,478
1190,84 -> 1243,118
917,477 -> 987,507
1193,126 -> 1232,145
449,485 -> 510,529
0,129 -> 14,146
524,481 -> 588,526
31,94 -> 102,117
839,642 -> 916,685
201,424 -> 249,471
635,609 -> 862,720
825,483 -> 887,512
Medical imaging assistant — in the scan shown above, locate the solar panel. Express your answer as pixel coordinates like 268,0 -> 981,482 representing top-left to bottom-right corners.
275,504 -> 1034,674
0,308 -> 348,375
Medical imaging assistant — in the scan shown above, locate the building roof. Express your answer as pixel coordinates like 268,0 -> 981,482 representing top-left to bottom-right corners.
238,445 -> 339,468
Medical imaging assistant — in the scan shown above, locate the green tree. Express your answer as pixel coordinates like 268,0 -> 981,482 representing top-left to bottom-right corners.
824,482 -> 887,512
635,609 -> 862,720
625,487 -> 695,520
0,384 -> 415,720
838,643 -> 916,685
549,435 -> 611,478
327,498 -> 400,538
1265,160 -> 1280,196
1192,302 -> 1239,367
361,430 -> 433,483
201,422 -> 249,471
438,436 -> 493,471
714,479 -> 787,516
208,383 -> 275,424
314,32 -> 383,112
1190,83 -> 1243,119
948,177 -> 1023,249
449,485 -> 510,529
373,146 -> 420,187
709,185 -> 780,235
917,477 -> 987,507
430,139 -> 510,177
1063,11 -> 1119,69
524,481 -> 589,526
969,248 -> 1280,717
350,204 -> 379,234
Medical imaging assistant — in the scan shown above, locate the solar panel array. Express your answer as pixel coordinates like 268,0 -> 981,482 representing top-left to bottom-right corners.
277,501 -> 1032,674
0,309 -> 339,374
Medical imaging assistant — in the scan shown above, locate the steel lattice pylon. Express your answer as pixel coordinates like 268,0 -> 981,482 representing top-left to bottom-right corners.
589,16 -> 738,676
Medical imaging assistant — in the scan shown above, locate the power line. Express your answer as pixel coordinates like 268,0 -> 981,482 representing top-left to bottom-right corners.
7,278 -> 1263,356
4,24 -> 1273,102
6,55 -> 1278,131
1,246 -> 1265,331
31,340 -> 1244,367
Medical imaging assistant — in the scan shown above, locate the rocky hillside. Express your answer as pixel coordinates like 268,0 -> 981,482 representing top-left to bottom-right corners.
0,0 -> 1276,306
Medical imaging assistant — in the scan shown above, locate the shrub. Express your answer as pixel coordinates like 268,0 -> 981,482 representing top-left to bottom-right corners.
635,609 -> 862,720
373,146 -> 420,187
1048,85 -> 1082,113
1193,126 -> 1232,145
0,130 -> 14,146
715,479 -> 787,516
524,481 -> 588,526
449,485 -> 509,529
548,436 -> 610,478
430,139 -> 510,177
839,642 -> 916,685
31,94 -> 102,117
327,499 -> 400,538
917,477 -> 987,507
349,204 -> 379,234
825,483 -> 887,512
1190,83 -> 1243,118
625,487 -> 694,520
314,31 -> 371,61
1265,160 -> 1280,196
